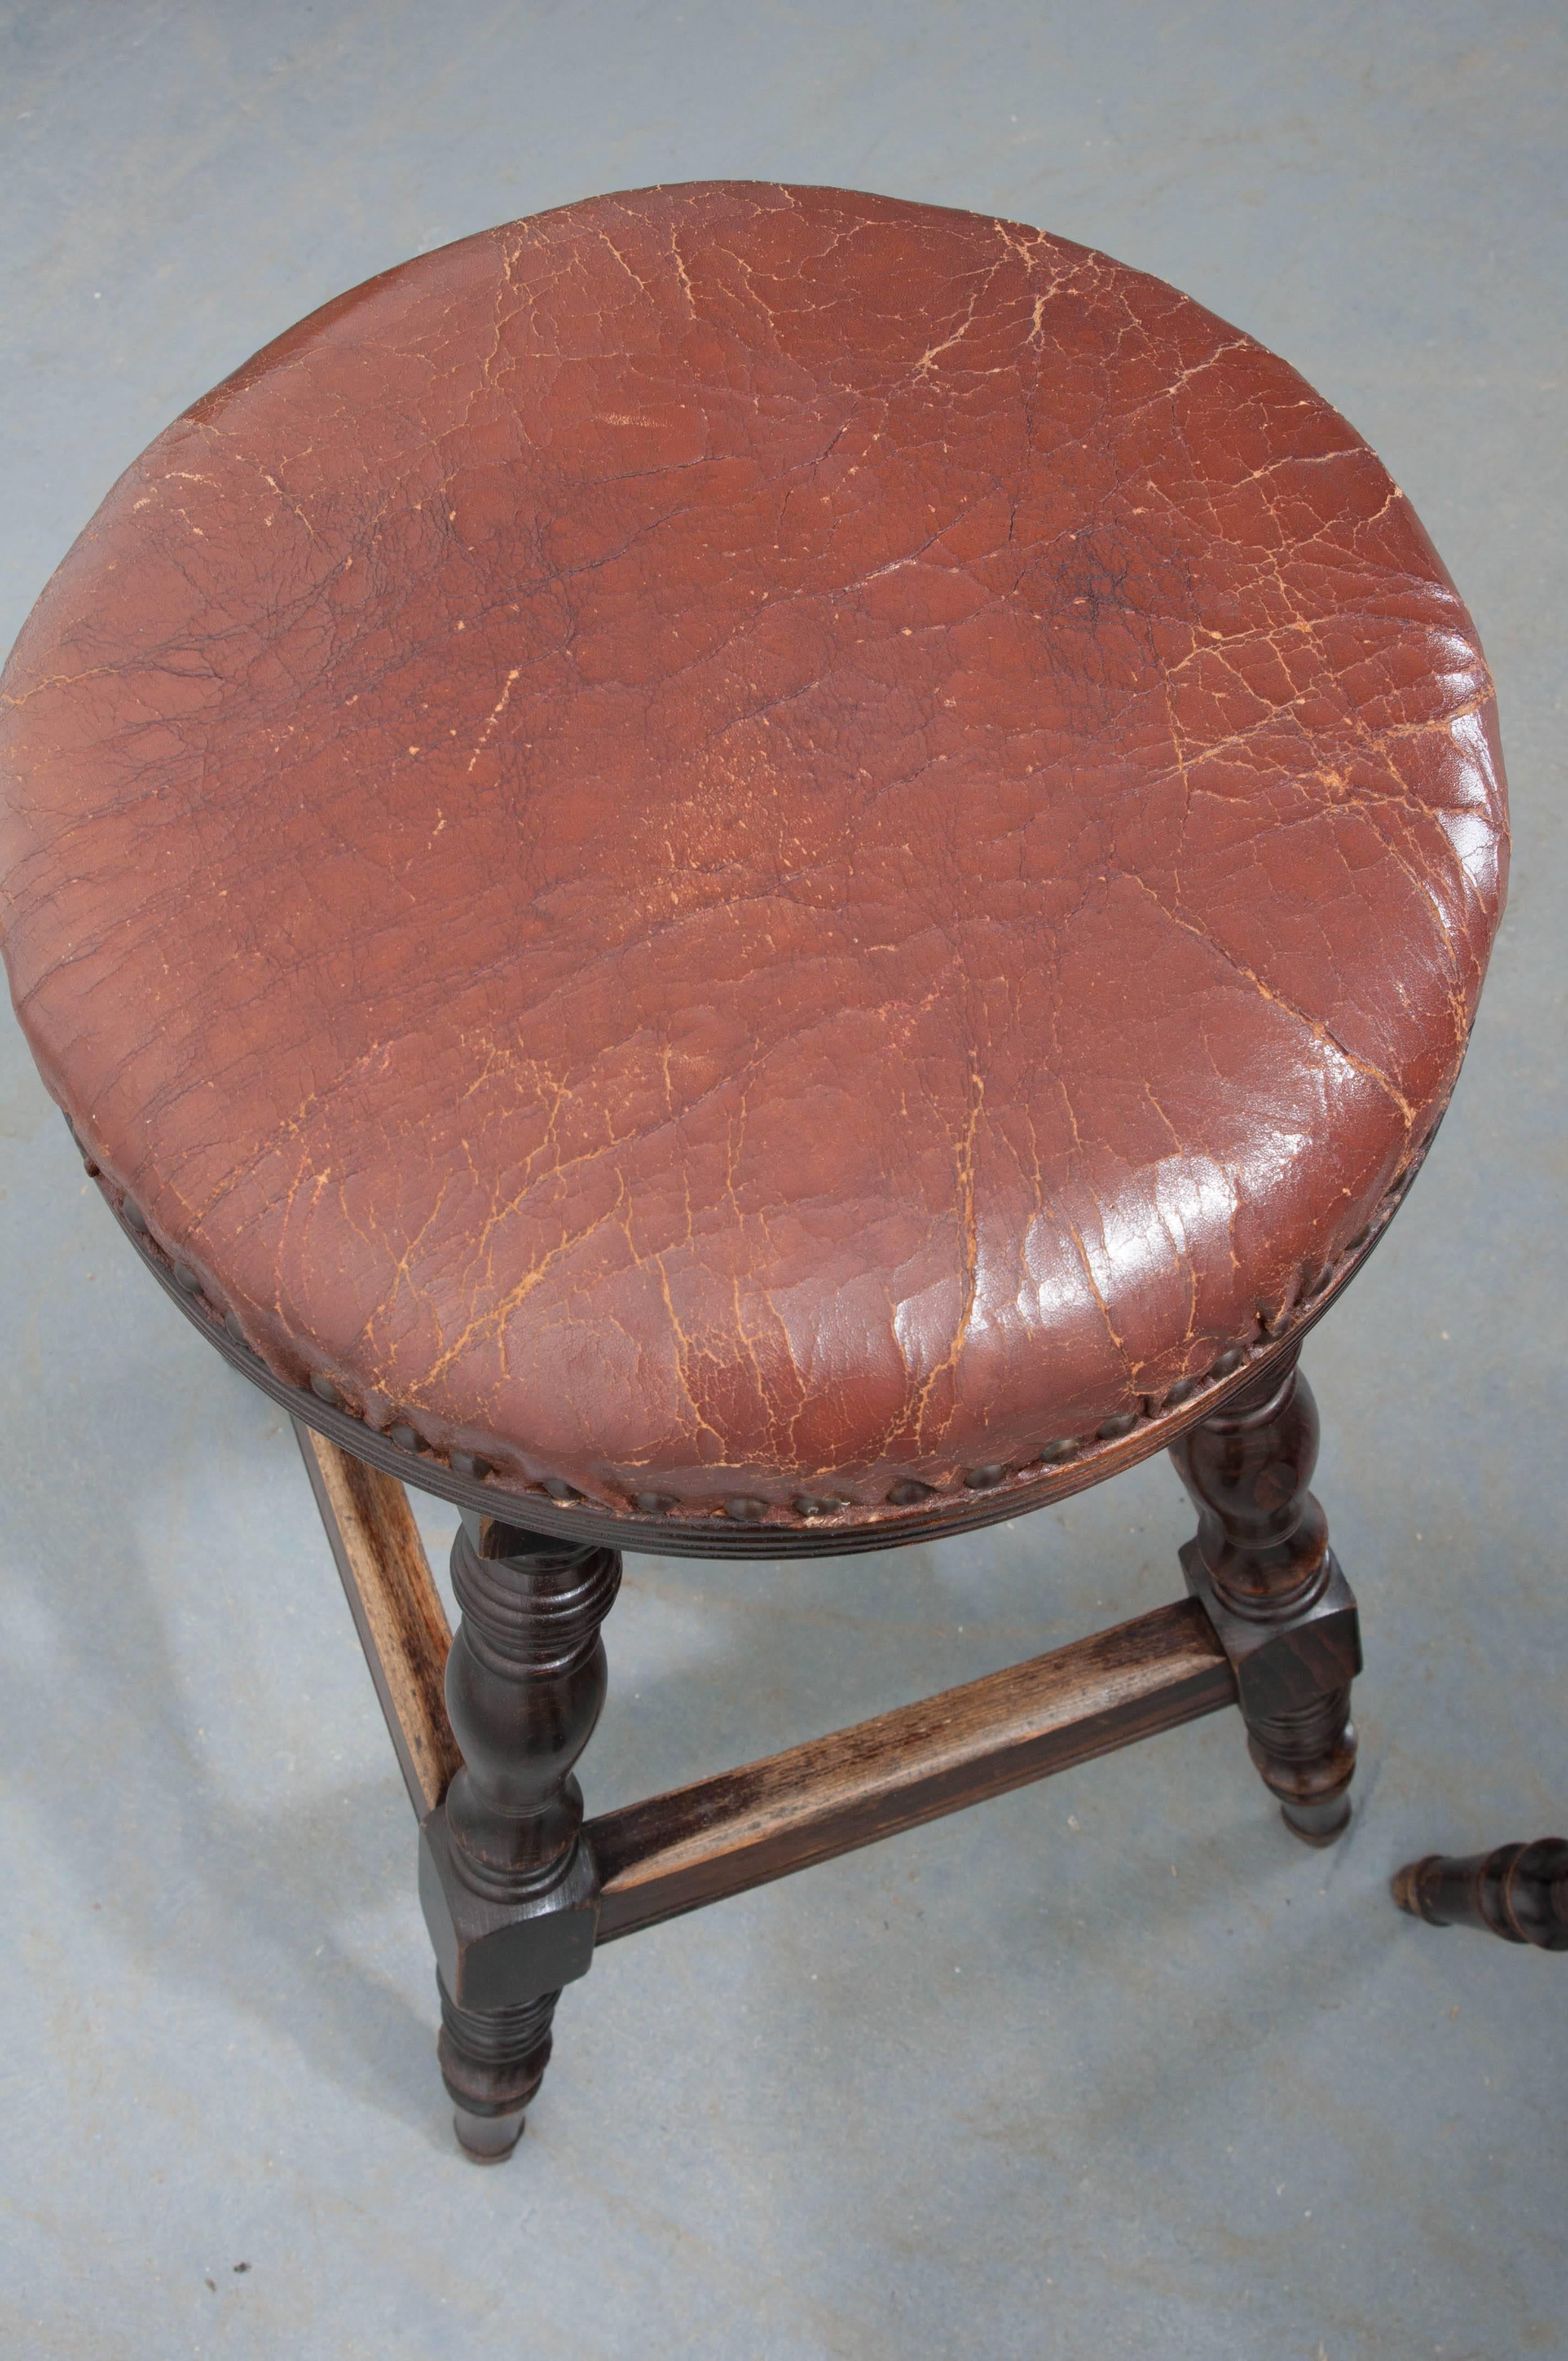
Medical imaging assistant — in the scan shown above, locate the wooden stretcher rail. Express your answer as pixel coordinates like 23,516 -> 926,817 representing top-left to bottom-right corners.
296,1435 -> 1238,1944
587,1598 -> 1236,1942
295,1422 -> 461,1815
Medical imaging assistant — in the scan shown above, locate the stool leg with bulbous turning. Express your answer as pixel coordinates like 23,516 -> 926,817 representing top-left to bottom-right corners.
1169,1350 -> 1361,1845
417,1514 -> 621,2160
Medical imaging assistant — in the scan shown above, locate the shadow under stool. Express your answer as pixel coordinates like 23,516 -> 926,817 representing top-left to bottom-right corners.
0,182 -> 1510,2158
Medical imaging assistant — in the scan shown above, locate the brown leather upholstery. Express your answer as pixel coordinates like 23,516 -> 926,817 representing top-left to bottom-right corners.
0,183 -> 1507,1543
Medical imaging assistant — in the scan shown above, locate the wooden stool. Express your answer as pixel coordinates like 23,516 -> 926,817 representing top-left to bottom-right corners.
0,184 -> 1509,2159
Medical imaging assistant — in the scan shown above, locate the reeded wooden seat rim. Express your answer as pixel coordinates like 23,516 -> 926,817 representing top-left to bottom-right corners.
97,1122 -> 1431,1559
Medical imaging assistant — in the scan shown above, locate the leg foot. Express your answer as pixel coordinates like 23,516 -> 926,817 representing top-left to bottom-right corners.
1170,1348 -> 1361,1843
1250,1697 -> 1357,1845
453,2108 -> 528,2163
1281,1792 -> 1352,1847
438,1977 -> 558,2158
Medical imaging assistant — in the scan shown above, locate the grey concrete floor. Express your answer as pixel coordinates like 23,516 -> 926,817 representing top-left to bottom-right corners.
2,4 -> 1564,2355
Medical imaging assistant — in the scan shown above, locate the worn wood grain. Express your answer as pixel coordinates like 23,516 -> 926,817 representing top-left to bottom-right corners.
294,1420 -> 460,1814
588,1598 -> 1237,1942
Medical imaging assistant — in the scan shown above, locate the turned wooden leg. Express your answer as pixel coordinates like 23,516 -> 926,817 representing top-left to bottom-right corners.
1170,1348 -> 1361,1846
418,1513 -> 621,2161
1393,1841 -> 1568,1950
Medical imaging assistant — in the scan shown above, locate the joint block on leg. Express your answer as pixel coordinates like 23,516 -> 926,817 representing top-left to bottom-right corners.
1180,1538 -> 1362,1718
1181,1537 -> 1362,1844
420,1808 -> 600,2012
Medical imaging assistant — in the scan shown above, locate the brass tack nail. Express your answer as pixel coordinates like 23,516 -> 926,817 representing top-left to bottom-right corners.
793,1494 -> 843,1517
1346,1226 -> 1371,1254
451,1451 -> 493,1481
1211,1346 -> 1246,1377
964,1464 -> 1008,1489
1163,1375 -> 1201,1408
309,1372 -> 341,1406
543,1478 -> 581,1502
1096,1412 -> 1139,1441
224,1310 -> 248,1347
1038,1437 -> 1080,1464
388,1421 -> 422,1452
633,1490 -> 674,1513
173,1261 -> 203,1294
888,1479 -> 934,1506
725,1495 -> 769,1522
122,1198 -> 147,1233
1302,1263 -> 1335,1301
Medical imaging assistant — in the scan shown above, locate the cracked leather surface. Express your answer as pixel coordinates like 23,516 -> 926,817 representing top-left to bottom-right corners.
0,183 -> 1507,1516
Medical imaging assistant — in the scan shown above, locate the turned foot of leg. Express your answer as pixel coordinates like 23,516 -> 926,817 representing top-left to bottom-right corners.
1170,1348 -> 1361,1846
1246,1699 -> 1357,1845
438,1979 -> 560,2161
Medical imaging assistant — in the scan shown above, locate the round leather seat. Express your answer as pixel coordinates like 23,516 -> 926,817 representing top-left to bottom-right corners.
0,183 -> 1507,1551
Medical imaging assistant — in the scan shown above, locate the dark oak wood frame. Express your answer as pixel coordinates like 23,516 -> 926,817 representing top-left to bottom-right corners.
80,1101 -> 1383,2155
293,1342 -> 1359,2160
51,1126 -> 1385,2157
